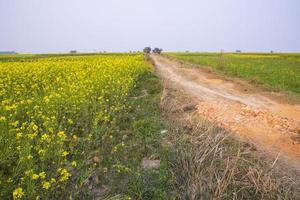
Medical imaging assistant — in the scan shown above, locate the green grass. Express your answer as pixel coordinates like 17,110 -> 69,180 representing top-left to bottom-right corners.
98,70 -> 173,199
167,52 -> 300,94
61,62 -> 172,199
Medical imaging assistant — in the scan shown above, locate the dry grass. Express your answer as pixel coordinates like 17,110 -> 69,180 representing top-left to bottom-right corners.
160,85 -> 300,200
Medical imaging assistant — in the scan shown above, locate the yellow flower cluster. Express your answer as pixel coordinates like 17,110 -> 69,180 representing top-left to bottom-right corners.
13,187 -> 24,199
57,168 -> 71,182
0,54 -> 149,199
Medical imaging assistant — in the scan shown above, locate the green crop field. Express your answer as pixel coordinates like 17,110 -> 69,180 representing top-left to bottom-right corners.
167,53 -> 300,94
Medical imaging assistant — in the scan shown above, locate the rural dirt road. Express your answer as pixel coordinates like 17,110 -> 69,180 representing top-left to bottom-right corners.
151,54 -> 300,169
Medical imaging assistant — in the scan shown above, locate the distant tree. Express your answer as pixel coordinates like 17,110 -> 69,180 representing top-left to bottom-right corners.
70,50 -> 77,54
153,48 -> 163,54
0,51 -> 17,54
143,47 -> 151,54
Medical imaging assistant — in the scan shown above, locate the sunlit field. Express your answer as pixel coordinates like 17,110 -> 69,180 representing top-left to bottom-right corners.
0,54 -> 158,199
2,52 -> 300,200
167,53 -> 300,94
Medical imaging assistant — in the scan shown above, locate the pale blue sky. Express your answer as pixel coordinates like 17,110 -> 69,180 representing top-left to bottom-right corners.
0,0 -> 299,53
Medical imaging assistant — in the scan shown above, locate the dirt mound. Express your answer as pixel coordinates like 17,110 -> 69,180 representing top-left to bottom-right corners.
197,101 -> 300,161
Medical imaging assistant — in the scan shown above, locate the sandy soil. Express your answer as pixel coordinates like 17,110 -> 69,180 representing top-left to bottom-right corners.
151,54 -> 300,169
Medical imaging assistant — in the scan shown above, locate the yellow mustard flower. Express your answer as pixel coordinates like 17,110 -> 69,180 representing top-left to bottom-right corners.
57,131 -> 66,139
27,133 -> 37,139
38,149 -> 45,156
50,178 -> 56,183
27,155 -> 33,160
67,119 -> 74,124
43,96 -> 50,104
72,135 -> 78,140
16,133 -> 23,140
58,168 -> 71,182
32,124 -> 38,131
25,169 -> 33,176
11,121 -> 19,127
62,151 -> 69,157
13,187 -> 24,199
0,116 -> 6,122
48,128 -> 54,133
71,161 -> 77,167
31,174 -> 39,180
38,172 -> 46,179
42,181 -> 51,190
41,134 -> 48,140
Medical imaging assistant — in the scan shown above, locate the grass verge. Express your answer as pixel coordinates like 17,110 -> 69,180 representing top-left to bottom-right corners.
75,67 -> 173,199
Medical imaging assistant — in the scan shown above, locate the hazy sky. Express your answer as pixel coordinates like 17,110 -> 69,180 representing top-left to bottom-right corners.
1,0 -> 299,53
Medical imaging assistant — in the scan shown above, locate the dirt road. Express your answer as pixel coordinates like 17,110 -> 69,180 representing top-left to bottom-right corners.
151,54 -> 300,168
